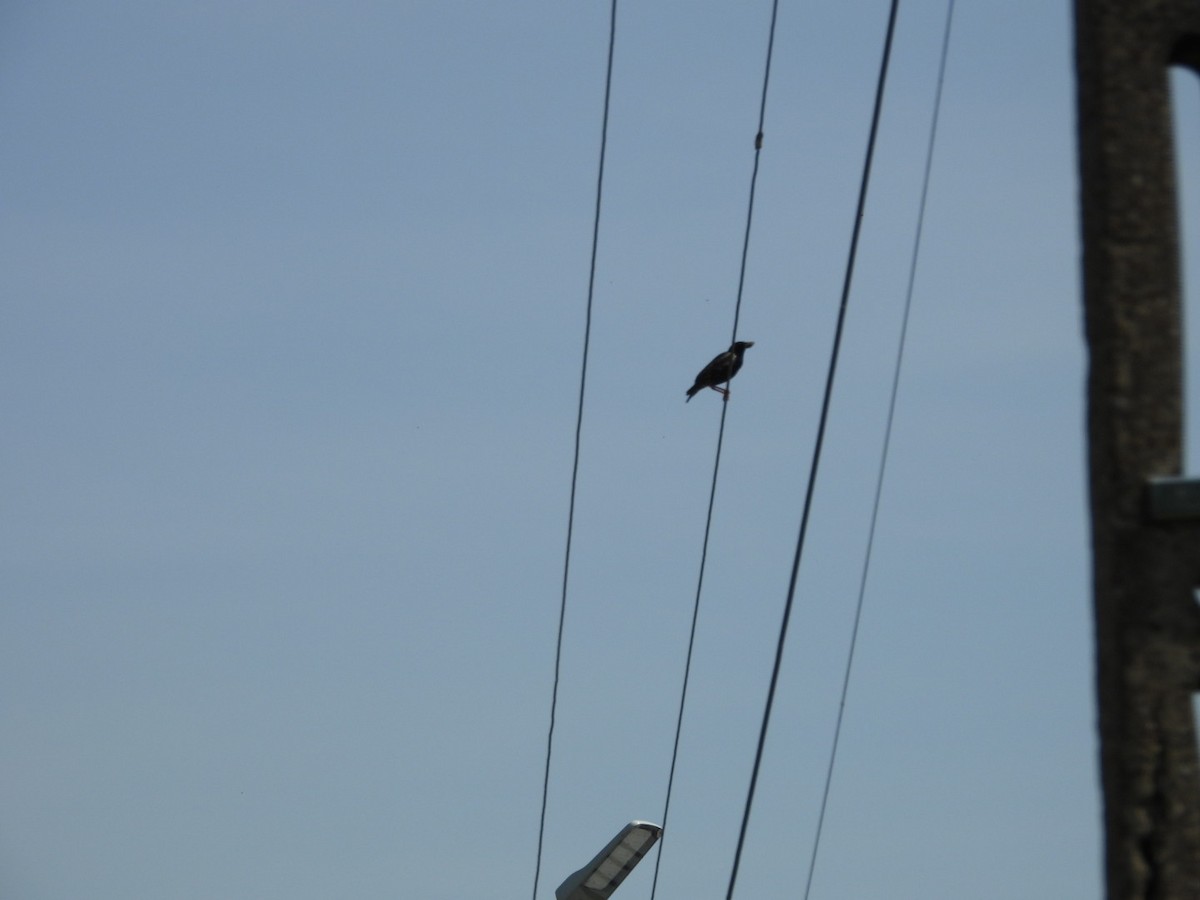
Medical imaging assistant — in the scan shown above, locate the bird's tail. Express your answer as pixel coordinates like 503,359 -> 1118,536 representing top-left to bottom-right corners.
685,387 -> 698,402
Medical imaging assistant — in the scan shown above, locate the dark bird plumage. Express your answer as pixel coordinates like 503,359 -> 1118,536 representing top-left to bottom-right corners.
686,340 -> 754,401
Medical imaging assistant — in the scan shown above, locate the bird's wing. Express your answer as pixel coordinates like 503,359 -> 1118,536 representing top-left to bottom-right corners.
696,351 -> 734,385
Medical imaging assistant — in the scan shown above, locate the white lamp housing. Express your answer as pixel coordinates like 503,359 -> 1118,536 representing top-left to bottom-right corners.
555,821 -> 663,900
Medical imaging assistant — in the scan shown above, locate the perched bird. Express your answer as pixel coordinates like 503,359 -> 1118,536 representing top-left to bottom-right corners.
686,340 -> 754,402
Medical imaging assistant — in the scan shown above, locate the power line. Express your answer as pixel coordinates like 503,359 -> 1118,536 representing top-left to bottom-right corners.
530,3 -> 618,899
724,2 -> 901,897
647,3 -> 782,899
800,3 -> 956,898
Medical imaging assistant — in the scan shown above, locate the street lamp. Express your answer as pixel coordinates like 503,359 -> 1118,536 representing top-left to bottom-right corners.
555,820 -> 663,900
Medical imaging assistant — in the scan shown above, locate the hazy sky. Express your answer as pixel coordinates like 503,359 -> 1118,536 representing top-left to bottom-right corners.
1,1 -> 1140,897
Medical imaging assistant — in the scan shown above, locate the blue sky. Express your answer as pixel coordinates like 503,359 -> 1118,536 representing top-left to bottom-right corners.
0,2 -> 1120,897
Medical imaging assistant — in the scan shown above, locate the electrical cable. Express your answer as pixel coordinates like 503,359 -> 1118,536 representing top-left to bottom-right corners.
800,4 -> 956,898
724,1 -> 901,897
647,4 -> 782,899
530,3 -> 618,898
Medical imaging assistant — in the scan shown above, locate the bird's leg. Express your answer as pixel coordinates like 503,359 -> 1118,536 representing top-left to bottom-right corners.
710,385 -> 729,397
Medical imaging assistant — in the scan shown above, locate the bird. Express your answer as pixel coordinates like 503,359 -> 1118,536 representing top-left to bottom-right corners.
686,340 -> 754,402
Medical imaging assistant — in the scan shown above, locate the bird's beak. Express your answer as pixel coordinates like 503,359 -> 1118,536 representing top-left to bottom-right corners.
744,341 -> 755,347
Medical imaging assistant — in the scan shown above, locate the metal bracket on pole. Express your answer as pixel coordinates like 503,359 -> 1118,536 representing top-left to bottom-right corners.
1146,477 -> 1200,522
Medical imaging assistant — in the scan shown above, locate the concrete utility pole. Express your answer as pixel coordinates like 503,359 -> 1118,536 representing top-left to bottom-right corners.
1075,1 -> 1200,897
